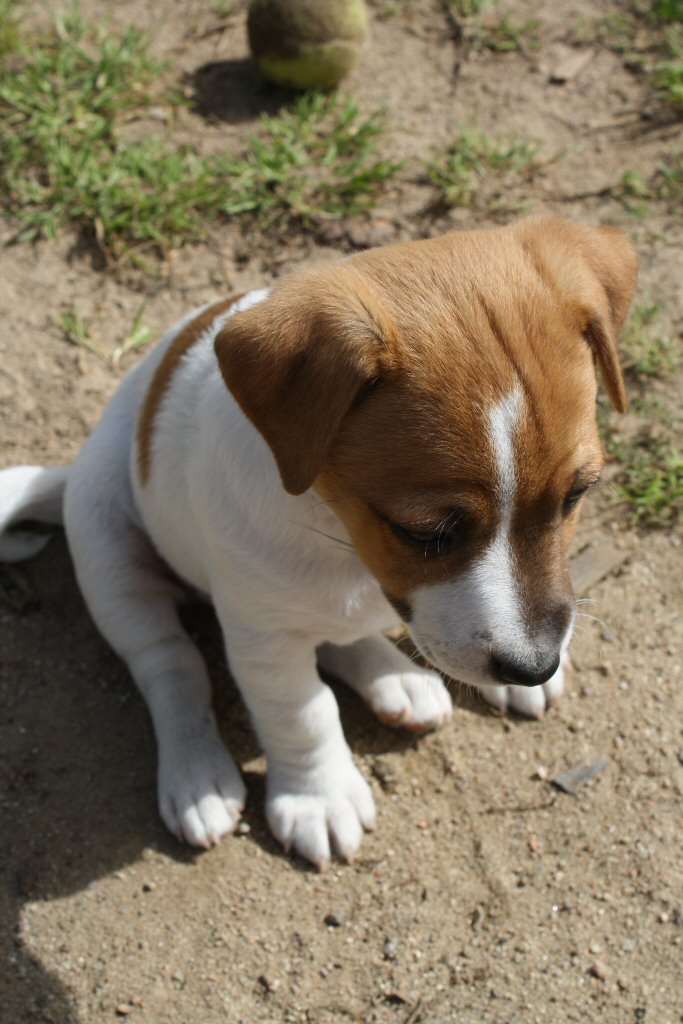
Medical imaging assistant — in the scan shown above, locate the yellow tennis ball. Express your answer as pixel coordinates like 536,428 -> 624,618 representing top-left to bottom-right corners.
247,0 -> 369,91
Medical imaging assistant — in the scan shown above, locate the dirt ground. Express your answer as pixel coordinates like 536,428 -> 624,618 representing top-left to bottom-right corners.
1,1 -> 683,1022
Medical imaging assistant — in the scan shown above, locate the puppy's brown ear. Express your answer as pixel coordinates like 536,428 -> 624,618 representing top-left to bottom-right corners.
517,219 -> 637,412
214,270 -> 396,495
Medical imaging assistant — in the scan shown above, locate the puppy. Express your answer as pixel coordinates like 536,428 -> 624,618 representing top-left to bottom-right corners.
0,218 -> 636,868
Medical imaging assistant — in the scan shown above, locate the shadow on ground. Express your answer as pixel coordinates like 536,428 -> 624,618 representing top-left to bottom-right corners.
2,532 -> 487,1020
189,59 -> 290,124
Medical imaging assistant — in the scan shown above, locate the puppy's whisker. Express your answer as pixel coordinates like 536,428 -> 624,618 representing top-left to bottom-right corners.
306,497 -> 341,513
295,523 -> 355,550
576,611 -> 611,632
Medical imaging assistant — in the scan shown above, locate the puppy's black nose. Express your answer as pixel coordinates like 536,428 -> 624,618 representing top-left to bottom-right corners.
490,654 -> 561,687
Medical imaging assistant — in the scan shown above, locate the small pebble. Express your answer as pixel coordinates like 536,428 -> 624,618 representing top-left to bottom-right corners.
237,821 -> 251,834
589,960 -> 610,980
383,939 -> 397,960
257,975 -> 280,993
324,911 -> 347,928
551,758 -> 606,794
115,1007 -> 131,1017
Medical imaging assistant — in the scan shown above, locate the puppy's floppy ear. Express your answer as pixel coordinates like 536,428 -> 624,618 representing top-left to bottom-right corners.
214,269 -> 397,495
517,218 -> 637,412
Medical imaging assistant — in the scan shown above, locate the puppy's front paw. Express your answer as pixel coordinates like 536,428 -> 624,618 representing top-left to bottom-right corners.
158,725 -> 246,848
267,756 -> 376,869
368,669 -> 453,732
481,659 -> 566,718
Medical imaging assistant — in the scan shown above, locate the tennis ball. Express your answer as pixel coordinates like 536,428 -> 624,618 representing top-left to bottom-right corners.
247,0 -> 369,91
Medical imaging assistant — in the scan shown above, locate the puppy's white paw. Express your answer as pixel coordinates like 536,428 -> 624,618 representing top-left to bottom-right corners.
481,661 -> 566,719
367,670 -> 453,732
158,726 -> 246,848
267,756 -> 376,869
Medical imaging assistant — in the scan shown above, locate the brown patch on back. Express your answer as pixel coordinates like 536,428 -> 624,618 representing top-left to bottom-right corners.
137,295 -> 243,485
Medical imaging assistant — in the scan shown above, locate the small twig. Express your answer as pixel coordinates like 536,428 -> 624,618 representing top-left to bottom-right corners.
403,997 -> 424,1024
484,797 -> 557,815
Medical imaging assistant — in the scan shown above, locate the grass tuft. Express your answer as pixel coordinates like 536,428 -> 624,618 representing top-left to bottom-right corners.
447,0 -> 495,17
616,149 -> 683,216
599,299 -> 681,527
585,2 -> 683,114
217,92 -> 400,226
58,302 -> 153,366
613,435 -> 683,526
0,0 -> 20,58
652,28 -> 683,108
471,15 -> 540,53
0,15 -> 398,264
620,302 -> 677,378
425,127 -> 539,209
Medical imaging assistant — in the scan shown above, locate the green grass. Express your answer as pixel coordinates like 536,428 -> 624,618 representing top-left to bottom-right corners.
583,2 -> 683,114
425,127 -> 539,208
58,302 -> 153,365
620,302 -> 677,378
446,1 -> 538,54
0,0 -> 20,58
599,299 -> 681,527
216,93 -> 400,226
471,15 -> 540,53
652,29 -> 683,108
643,0 -> 683,23
447,0 -> 495,17
0,14 -> 398,265
613,434 -> 683,526
600,404 -> 683,528
616,151 -> 683,213
111,303 -> 153,366
57,309 -> 105,359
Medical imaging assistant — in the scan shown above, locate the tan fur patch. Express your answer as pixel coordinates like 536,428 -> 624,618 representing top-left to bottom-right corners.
137,295 -> 243,485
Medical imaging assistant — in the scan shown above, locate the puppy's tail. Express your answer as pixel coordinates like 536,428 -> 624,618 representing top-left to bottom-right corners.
0,465 -> 69,562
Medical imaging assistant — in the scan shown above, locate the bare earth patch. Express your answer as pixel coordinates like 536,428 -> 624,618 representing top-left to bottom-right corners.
1,1 -> 682,1022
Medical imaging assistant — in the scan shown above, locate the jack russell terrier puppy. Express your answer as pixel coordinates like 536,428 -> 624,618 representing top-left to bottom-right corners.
0,218 -> 636,868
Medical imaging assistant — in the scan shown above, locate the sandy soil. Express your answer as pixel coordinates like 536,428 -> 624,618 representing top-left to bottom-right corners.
1,1 -> 682,1022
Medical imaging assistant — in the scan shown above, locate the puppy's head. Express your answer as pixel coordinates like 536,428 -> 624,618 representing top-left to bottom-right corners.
215,218 -> 636,690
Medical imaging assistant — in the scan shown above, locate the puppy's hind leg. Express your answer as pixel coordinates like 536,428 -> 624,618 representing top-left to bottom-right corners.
64,474 -> 245,848
318,635 -> 452,733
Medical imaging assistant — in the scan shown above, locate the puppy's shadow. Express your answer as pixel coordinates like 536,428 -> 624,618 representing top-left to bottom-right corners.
1,533 -> 496,1020
0,537 -> 265,1023
189,59 -> 290,125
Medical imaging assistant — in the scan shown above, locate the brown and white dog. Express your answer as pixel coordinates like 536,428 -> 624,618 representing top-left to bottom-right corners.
0,218 -> 636,867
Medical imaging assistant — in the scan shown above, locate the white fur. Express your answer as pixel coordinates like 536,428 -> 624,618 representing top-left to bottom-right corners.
0,292 -> 452,867
0,465 -> 68,561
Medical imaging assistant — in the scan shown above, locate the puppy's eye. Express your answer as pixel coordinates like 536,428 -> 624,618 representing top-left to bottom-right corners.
562,487 -> 589,515
388,518 -> 458,555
